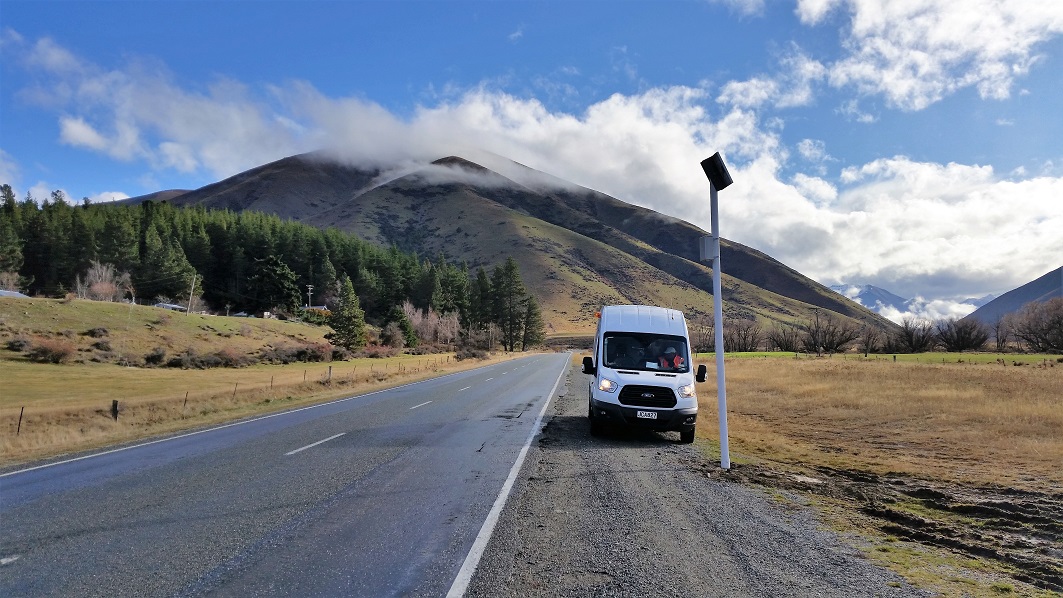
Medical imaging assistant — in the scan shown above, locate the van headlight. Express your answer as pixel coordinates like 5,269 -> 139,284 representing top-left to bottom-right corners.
678,383 -> 696,398
598,378 -> 619,393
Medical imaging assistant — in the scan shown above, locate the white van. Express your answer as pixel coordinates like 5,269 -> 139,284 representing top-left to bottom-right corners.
582,305 -> 707,443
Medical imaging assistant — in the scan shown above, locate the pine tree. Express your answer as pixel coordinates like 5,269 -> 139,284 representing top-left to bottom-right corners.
492,257 -> 527,352
247,255 -> 300,313
325,276 -> 367,351
521,296 -> 546,350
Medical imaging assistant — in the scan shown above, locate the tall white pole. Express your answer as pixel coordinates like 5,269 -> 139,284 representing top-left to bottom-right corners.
710,182 -> 731,470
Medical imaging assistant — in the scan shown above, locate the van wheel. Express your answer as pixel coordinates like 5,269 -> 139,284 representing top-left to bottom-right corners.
589,405 -> 602,437
679,428 -> 695,444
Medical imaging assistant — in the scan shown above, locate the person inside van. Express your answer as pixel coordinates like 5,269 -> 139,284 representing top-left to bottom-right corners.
658,345 -> 684,370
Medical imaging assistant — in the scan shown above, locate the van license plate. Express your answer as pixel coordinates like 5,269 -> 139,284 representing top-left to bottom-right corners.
636,410 -> 657,419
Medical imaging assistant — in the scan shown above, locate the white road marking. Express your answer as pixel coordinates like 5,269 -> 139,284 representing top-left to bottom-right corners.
1,555 -> 20,566
409,401 -> 432,410
446,355 -> 568,598
285,433 -> 346,456
485,377 -> 494,381
2,365 -> 486,478
458,387 -> 471,392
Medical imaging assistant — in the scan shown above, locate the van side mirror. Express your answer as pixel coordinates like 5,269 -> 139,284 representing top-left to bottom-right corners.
582,356 -> 596,375
696,364 -> 707,383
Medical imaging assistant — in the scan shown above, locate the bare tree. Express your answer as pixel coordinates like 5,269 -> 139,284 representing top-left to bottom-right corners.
1012,298 -> 1063,353
766,322 -> 801,352
689,316 -> 715,353
723,318 -> 763,352
438,312 -> 460,346
936,318 -> 990,352
75,260 -> 133,302
801,311 -> 859,355
991,314 -> 1012,352
858,325 -> 881,357
0,271 -> 20,292
893,317 -> 937,353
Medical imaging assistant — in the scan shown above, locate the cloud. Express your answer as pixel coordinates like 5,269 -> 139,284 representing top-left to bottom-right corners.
716,48 -> 827,109
6,34 -> 1061,306
708,0 -> 766,18
508,25 -> 525,42
810,0 -> 1063,110
876,297 -> 978,324
0,149 -> 19,187
88,191 -> 130,203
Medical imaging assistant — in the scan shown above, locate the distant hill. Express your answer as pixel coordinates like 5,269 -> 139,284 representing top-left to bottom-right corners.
964,267 -> 1063,324
144,152 -> 890,334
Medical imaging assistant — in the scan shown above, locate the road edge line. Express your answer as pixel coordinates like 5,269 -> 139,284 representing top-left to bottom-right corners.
445,353 -> 569,598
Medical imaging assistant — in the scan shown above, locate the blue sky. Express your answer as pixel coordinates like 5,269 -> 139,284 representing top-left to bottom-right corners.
2,0 -> 1062,320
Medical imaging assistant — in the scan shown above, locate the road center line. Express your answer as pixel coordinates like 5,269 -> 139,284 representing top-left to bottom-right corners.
485,377 -> 494,381
409,401 -> 432,410
458,386 -> 471,392
285,433 -> 346,456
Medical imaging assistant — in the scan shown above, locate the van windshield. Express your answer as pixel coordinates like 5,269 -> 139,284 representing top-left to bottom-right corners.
602,332 -> 689,373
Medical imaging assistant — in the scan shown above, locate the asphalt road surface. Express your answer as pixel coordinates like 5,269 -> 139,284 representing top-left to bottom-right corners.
464,362 -> 930,598
0,353 -> 569,597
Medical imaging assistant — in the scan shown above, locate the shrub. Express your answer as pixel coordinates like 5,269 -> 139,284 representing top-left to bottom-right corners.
167,349 -> 223,369
214,348 -> 254,368
331,346 -> 352,361
360,344 -> 398,359
6,336 -> 31,352
455,347 -> 488,361
84,327 -> 109,338
144,347 -> 167,366
91,351 -> 117,364
27,338 -> 77,363
92,340 -> 112,352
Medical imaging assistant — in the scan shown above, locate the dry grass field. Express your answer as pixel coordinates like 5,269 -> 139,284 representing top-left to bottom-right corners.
688,354 -> 1063,597
706,356 -> 1062,489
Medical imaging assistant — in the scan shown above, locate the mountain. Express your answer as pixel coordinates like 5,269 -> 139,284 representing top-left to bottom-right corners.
150,152 -> 890,334
964,267 -> 1063,324
830,284 -> 908,314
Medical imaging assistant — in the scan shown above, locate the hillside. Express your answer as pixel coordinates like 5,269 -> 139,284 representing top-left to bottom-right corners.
964,266 -> 1063,324
0,297 -> 333,366
157,152 -> 890,334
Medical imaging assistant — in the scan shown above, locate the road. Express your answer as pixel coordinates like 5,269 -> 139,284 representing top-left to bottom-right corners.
0,353 -> 569,597
465,362 -> 930,598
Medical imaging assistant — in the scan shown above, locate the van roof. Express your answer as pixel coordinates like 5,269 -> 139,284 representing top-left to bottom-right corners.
599,305 -> 688,336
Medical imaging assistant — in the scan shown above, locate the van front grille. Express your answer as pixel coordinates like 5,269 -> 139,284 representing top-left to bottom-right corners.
618,385 -> 677,408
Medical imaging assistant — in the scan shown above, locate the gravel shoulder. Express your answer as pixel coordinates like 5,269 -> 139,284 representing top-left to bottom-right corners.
465,363 -> 928,597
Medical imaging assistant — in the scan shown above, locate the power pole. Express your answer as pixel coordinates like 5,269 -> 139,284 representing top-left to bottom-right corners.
306,284 -> 314,308
185,274 -> 197,315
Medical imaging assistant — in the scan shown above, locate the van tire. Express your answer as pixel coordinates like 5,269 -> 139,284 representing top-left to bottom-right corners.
679,428 -> 695,443
589,405 -> 602,437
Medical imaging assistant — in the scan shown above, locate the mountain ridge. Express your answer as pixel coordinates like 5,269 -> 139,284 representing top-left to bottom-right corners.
147,151 -> 890,334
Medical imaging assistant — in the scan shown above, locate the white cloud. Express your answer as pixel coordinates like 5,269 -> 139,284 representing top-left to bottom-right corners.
0,148 -> 19,187
716,48 -> 826,110
708,0 -> 766,18
814,0 -> 1063,110
796,0 -> 844,24
876,297 -> 978,325
793,173 -> 838,204
7,34 -> 1061,306
58,116 -> 110,151
89,191 -> 130,203
508,25 -> 525,42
